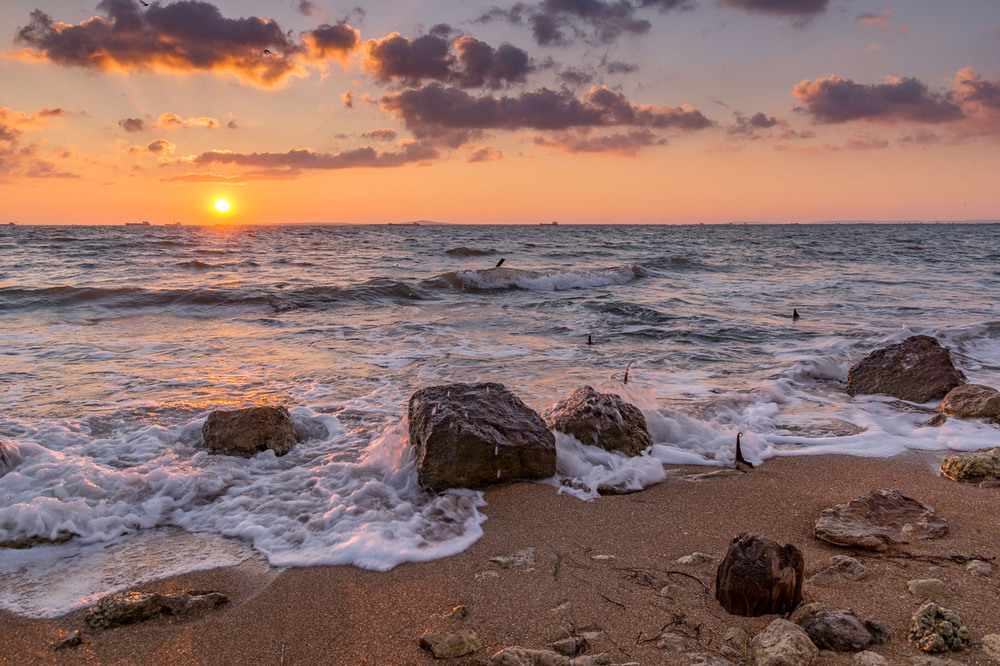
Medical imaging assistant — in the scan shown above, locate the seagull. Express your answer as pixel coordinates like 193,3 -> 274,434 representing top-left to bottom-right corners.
495,258 -> 505,268
792,308 -> 800,319
139,0 -> 149,5
735,432 -> 754,470
263,49 -> 273,55
587,334 -> 593,345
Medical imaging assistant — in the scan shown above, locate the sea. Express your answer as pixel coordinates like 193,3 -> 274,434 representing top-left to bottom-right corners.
2,222 -> 999,618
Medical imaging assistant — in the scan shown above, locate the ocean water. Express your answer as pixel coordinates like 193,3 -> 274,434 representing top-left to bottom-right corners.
2,222 -> 999,617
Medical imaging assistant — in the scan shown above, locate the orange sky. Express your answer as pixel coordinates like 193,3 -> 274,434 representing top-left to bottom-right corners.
2,0 -> 999,224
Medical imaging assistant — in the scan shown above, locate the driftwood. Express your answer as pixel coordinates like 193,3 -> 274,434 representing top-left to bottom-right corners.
715,532 -> 804,616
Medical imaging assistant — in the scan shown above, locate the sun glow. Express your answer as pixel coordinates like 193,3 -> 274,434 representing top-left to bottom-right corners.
213,198 -> 232,214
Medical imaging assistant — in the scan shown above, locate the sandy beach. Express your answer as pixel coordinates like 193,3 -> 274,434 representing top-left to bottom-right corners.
3,451 -> 998,665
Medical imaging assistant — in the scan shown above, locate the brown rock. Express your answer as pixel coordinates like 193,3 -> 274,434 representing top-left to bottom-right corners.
0,439 -> 21,476
715,532 -> 804,616
846,335 -> 966,403
939,383 -> 1000,420
751,618 -> 819,666
408,383 -> 556,492
202,406 -> 299,456
814,489 -> 948,551
85,589 -> 229,630
801,609 -> 889,652
541,386 -> 653,456
419,629 -> 482,659
940,447 -> 1000,482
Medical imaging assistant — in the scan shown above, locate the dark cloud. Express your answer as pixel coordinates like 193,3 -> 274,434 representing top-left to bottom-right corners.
535,128 -> 665,154
361,128 -> 398,141
119,117 -> 147,132
298,1 -> 316,16
147,138 -> 175,153
381,83 -> 712,139
227,120 -> 238,129
793,75 -> 965,124
192,141 -> 438,170
856,10 -> 891,28
117,112 -> 220,131
716,0 -> 828,16
363,31 -> 532,88
14,1 -> 325,87
602,59 -> 638,75
477,0 -> 661,47
727,110 -> 779,137
558,67 -> 595,87
953,67 -> 1000,110
303,22 -> 361,60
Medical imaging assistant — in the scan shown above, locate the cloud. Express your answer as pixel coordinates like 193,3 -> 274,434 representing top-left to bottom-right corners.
147,138 -> 176,154
856,10 -> 891,28
361,128 -> 398,141
191,141 -> 439,171
381,84 -> 712,139
716,0 -> 828,16
162,170 -> 299,183
792,75 -> 964,124
477,0 -> 656,47
0,106 -> 76,180
467,146 -> 503,162
950,67 -> 1000,136
303,22 -> 361,62
14,1 -> 319,87
727,110 -> 780,137
535,128 -> 665,154
117,112 -> 221,132
363,31 -> 532,88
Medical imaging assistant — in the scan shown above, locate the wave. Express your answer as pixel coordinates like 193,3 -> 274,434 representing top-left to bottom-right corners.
177,260 -> 215,269
444,246 -> 496,257
427,265 -> 639,292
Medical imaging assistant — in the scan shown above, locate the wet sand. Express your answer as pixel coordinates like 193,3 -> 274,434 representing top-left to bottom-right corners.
3,451 -> 998,665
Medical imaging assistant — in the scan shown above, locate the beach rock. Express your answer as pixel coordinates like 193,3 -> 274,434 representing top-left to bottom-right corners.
938,383 -> 1000,420
909,657 -> 966,666
408,383 -> 556,492
655,632 -> 686,651
490,547 -> 535,569
853,652 -> 888,666
676,552 -> 714,565
807,556 -> 868,585
981,478 -> 1000,488
715,532 -> 804,617
982,634 -> 1000,660
419,629 -> 482,659
541,386 -> 653,456
846,335 -> 966,403
0,440 -> 22,476
689,655 -> 738,666
966,559 -> 991,576
922,414 -> 948,427
908,602 -> 969,653
751,618 -> 819,666
487,646 -> 610,666
446,605 -> 468,620
908,579 -> 953,602
202,406 -> 299,456
814,489 -> 948,551
53,630 -> 82,651
801,610 -> 889,653
790,602 -> 838,626
940,447 -> 1000,482
0,532 -> 74,549
85,590 -> 228,630
549,636 -> 587,657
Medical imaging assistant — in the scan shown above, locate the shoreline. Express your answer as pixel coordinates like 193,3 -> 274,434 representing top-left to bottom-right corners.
3,450 -> 999,665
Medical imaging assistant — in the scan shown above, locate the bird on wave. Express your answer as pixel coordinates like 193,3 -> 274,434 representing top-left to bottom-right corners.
735,431 -> 754,470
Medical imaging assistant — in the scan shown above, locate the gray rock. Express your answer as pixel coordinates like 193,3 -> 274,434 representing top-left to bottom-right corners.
853,652 -> 888,666
982,633 -> 1000,660
490,548 -> 535,569
541,386 -> 653,456
846,335 -> 966,403
940,446 -> 1000,482
689,655 -> 738,666
676,552 -> 714,565
656,632 -> 686,651
487,646 -> 610,666
814,489 -> 948,551
408,383 -> 556,492
966,559 -> 991,576
751,619 -> 819,666
549,636 -> 587,657
85,590 -> 228,630
419,629 -> 483,659
908,602 -> 969,653
801,610 -> 889,653
715,532 -> 804,616
907,578 -> 953,602
53,630 -> 82,651
790,602 -> 838,626
202,406 -> 299,456
939,383 -> 1000,420
807,556 -> 868,585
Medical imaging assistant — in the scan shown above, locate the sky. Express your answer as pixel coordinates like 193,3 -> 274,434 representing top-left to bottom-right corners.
1,0 -> 999,225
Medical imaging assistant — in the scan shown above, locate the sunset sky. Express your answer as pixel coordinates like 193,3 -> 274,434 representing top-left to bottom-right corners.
2,0 -> 998,225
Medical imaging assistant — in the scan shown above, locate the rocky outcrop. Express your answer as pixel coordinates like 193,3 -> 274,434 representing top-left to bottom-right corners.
86,590 -> 228,629
814,489 -> 948,551
846,335 -> 966,403
202,406 -> 300,456
940,447 -> 1000,482
408,383 -> 556,492
751,618 -> 818,666
418,629 -> 482,659
800,609 -> 889,653
908,602 -> 969,653
939,383 -> 1000,420
715,532 -> 804,616
807,556 -> 868,586
541,386 -> 653,456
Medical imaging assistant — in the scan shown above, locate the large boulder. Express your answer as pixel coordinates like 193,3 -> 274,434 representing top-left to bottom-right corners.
715,532 -> 804,617
939,384 -> 1000,421
941,447 -> 1000,481
814,489 -> 948,551
846,335 -> 966,403
908,603 -> 969,653
751,619 -> 818,666
408,383 -> 556,492
202,406 -> 300,456
801,610 -> 889,653
541,386 -> 653,456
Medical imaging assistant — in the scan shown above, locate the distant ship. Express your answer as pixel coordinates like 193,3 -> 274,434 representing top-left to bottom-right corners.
125,221 -> 150,226
5,222 -> 15,226
539,220 -> 558,225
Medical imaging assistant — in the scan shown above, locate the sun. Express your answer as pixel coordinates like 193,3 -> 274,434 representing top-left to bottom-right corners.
213,198 -> 232,214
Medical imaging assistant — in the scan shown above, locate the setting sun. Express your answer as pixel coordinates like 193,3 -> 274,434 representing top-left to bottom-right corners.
213,198 -> 231,214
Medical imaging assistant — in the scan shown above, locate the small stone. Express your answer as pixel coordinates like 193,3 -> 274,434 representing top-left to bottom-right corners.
476,570 -> 500,581
980,478 -> 1000,488
490,548 -> 535,569
751,618 -> 819,666
590,554 -> 615,561
808,556 -> 868,585
982,634 -> 1000,660
853,651 -> 888,666
658,584 -> 679,597
908,602 -> 969,653
487,646 -> 610,666
907,579 -> 953,602
202,405 -> 300,456
966,559 -> 992,576
550,636 -> 587,657
723,627 -> 750,646
655,632 -> 686,652
909,657 -> 967,666
447,605 -> 468,620
419,629 -> 482,659
689,655 -> 738,666
676,552 -> 714,565
86,591 -> 164,630
53,630 -> 82,651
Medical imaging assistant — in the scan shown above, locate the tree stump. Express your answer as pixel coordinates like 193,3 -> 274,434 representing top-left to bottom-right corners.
715,532 -> 804,616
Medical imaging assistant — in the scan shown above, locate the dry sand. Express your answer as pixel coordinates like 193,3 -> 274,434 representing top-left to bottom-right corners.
3,451 -> 999,665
